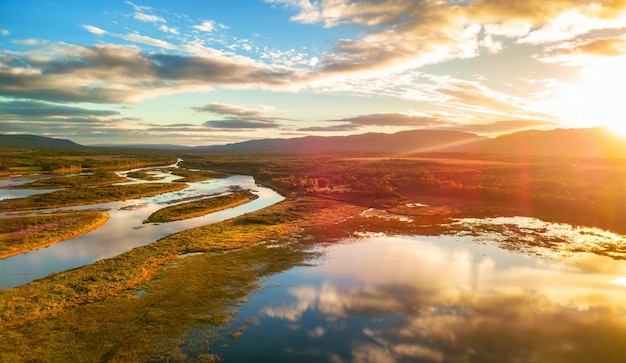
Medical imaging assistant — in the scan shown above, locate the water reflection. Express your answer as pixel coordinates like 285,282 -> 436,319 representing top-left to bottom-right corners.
205,235 -> 626,362
0,172 -> 284,289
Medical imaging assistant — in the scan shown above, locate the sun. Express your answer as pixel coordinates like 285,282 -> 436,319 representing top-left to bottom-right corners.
539,57 -> 626,138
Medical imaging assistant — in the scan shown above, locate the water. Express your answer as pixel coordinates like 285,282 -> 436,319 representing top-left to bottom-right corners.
0,168 -> 284,289
197,234 -> 626,362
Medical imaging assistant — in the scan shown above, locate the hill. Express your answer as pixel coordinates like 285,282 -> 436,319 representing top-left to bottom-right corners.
479,127 -> 626,158
0,134 -> 85,150
197,130 -> 487,153
3,128 -> 626,158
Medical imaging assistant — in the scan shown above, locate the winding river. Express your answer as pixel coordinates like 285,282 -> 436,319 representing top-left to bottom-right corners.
0,162 -> 284,289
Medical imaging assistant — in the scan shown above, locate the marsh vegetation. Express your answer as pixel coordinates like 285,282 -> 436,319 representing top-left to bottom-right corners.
0,212 -> 109,259
24,172 -> 128,188
0,149 -> 177,175
1,183 -> 188,211
180,151 -> 626,234
2,150 -> 626,362
144,190 -> 258,223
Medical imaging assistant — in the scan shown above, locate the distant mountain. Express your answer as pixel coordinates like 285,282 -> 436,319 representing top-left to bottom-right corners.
0,134 -> 85,150
197,127 -> 626,158
480,127 -> 626,158
197,130 -> 487,153
3,128 -> 626,158
89,143 -> 193,150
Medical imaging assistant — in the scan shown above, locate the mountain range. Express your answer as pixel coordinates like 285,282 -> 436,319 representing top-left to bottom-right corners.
2,127 -> 626,159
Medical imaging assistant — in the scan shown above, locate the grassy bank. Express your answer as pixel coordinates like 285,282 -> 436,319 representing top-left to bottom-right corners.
0,197 -> 363,361
144,191 -> 258,223
0,212 -> 109,259
126,171 -> 161,180
1,183 -> 188,211
171,168 -> 228,182
25,172 -> 127,188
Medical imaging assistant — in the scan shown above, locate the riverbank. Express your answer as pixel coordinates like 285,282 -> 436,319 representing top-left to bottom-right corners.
0,196 -> 363,361
144,190 -> 259,223
1,183 -> 188,211
0,212 -> 110,259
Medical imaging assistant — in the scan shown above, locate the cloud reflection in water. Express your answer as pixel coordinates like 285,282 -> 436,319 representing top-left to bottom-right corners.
214,235 -> 626,363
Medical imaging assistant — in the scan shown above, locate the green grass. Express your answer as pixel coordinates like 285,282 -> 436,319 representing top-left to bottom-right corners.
144,191 -> 258,223
0,212 -> 109,259
1,183 -> 188,211
25,172 -> 127,188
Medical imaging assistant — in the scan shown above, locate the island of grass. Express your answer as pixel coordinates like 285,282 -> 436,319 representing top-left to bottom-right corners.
126,171 -> 161,180
170,168 -> 228,182
25,172 -> 128,188
1,183 -> 188,211
144,190 -> 258,223
0,212 -> 109,259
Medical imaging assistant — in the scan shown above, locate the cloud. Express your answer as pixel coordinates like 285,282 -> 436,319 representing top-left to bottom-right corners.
0,43 -> 298,103
297,123 -> 359,132
193,20 -> 217,33
0,100 -> 119,117
518,5 -> 626,45
193,102 -> 291,122
126,1 -> 165,23
267,0 -> 626,78
159,25 -> 179,35
203,119 -> 279,129
0,29 -> 9,36
83,25 -> 108,36
195,102 -> 291,130
330,113 -> 440,127
537,35 -> 626,65
134,12 -> 165,23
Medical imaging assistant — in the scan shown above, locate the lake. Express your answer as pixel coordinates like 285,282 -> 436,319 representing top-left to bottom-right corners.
187,232 -> 626,362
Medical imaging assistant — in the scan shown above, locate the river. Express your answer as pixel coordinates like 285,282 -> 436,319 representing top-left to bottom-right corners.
0,163 -> 284,289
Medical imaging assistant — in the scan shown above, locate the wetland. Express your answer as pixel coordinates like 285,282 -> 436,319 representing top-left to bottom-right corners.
1,150 -> 626,362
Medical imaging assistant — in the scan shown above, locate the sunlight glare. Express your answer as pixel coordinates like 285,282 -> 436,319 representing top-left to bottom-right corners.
612,277 -> 626,287
540,56 -> 626,138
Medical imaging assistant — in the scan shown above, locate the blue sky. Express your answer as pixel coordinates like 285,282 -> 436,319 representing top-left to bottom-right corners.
1,0 -> 626,145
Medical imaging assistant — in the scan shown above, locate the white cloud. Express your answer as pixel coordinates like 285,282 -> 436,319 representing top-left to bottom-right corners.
480,35 -> 503,54
0,29 -> 9,36
519,6 -> 626,45
484,21 -> 532,38
83,25 -> 108,35
194,20 -> 216,33
134,12 -> 165,23
159,25 -> 179,35
125,1 -> 151,13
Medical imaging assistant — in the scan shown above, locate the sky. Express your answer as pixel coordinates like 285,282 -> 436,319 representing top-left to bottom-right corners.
1,0 -> 625,146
